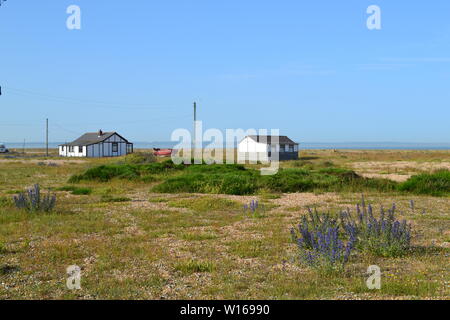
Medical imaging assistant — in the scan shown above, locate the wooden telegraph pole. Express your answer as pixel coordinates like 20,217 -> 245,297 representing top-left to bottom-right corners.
46,118 -> 49,157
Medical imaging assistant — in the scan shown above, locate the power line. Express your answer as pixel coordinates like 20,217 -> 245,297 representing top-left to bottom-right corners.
4,86 -> 180,110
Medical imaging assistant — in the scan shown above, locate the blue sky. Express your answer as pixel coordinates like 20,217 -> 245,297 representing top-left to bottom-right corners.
1,0 -> 450,143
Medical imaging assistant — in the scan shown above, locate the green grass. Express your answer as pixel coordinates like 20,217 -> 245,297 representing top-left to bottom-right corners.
56,186 -> 92,195
101,195 -> 132,203
68,161 -> 408,196
181,232 -> 218,241
1,150 -> 448,300
0,197 -> 11,208
229,240 -> 268,259
5,190 -> 22,195
168,196 -> 241,212
398,170 -> 450,196
174,260 -> 215,275
0,241 -> 7,254
148,197 -> 169,203
69,164 -> 141,182
68,160 -> 185,183
118,152 -> 156,165
154,166 -> 396,195
156,165 -> 448,197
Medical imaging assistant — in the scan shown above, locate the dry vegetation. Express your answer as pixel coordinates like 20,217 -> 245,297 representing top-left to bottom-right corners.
0,149 -> 449,300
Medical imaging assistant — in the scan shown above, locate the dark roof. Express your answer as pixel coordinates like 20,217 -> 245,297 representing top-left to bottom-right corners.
247,135 -> 298,145
60,132 -> 126,146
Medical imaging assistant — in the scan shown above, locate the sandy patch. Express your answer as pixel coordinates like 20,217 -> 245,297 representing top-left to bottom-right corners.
0,159 -> 86,165
361,173 -> 410,182
352,161 -> 450,172
271,192 -> 340,210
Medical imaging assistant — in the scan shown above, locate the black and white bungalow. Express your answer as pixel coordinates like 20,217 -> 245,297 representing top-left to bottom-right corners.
238,135 -> 299,162
59,130 -> 133,158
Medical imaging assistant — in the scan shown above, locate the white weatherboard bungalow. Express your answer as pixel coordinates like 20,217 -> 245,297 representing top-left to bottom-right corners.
238,135 -> 299,163
59,130 -> 133,158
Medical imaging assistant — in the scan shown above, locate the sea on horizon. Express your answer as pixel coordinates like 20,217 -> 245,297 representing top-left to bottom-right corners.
2,142 -> 450,151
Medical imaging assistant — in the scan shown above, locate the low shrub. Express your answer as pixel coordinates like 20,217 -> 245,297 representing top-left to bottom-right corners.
120,152 -> 156,165
13,184 -> 56,213
340,198 -> 412,257
291,208 -> 339,249
56,186 -> 77,192
71,187 -> 92,195
261,168 -> 396,194
398,170 -> 450,196
154,172 -> 259,195
57,186 -> 92,195
70,162 -> 399,195
140,160 -> 185,174
243,200 -> 266,218
0,242 -> 7,254
68,160 -> 184,183
291,197 -> 414,273
291,209 -> 354,273
69,164 -> 140,182
0,196 -> 12,208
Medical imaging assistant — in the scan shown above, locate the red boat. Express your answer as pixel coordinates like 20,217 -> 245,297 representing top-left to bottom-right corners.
153,148 -> 173,157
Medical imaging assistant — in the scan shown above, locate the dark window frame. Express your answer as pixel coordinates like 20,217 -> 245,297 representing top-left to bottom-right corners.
112,142 -> 119,153
126,143 -> 133,154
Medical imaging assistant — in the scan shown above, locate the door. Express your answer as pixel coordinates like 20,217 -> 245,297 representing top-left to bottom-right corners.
112,142 -> 119,156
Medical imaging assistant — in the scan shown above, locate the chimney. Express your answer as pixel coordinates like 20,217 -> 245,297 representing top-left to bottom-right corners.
98,129 -> 103,137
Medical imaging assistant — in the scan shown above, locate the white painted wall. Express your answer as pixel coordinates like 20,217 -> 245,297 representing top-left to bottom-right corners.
238,137 -> 269,163
238,136 -> 299,163
59,145 -> 86,157
238,137 -> 269,153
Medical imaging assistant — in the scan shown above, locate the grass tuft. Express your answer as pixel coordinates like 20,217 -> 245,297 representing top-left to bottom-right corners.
101,195 -> 132,203
398,170 -> 450,196
57,186 -> 92,195
181,232 -> 218,241
174,260 -> 214,275
168,196 -> 240,212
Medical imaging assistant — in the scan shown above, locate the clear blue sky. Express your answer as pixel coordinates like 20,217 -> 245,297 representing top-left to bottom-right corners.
1,0 -> 450,143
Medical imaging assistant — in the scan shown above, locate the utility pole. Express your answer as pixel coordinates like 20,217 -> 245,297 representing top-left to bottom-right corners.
46,118 -> 49,157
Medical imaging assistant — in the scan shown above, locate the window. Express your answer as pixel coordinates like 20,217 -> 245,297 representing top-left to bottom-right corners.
126,143 -> 133,154
289,145 -> 294,152
280,144 -> 285,152
69,146 -> 74,152
78,146 -> 83,153
112,143 -> 118,152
